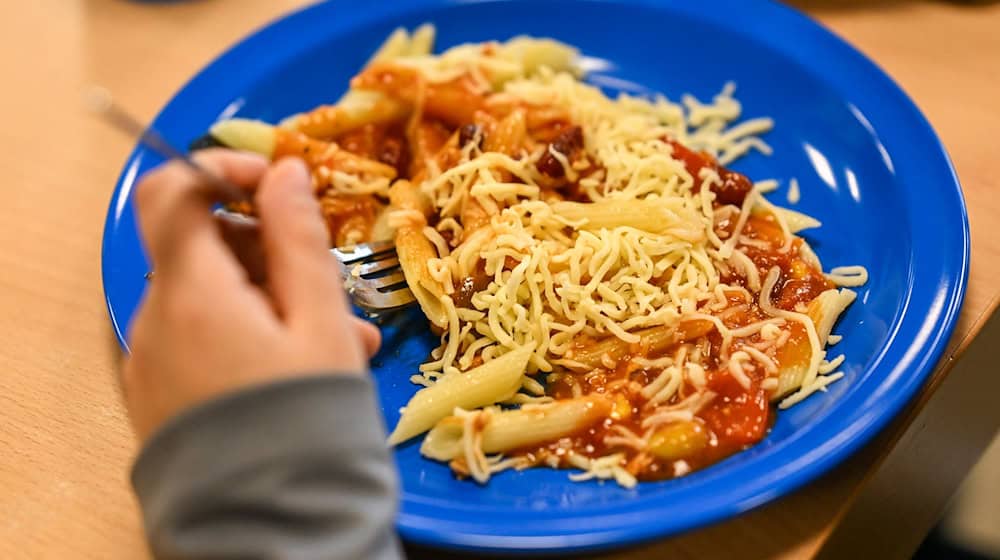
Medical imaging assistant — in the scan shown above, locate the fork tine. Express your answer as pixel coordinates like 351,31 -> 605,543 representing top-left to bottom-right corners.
352,285 -> 417,312
365,270 -> 408,290
330,240 -> 416,314
355,255 -> 400,276
331,240 -> 396,264
209,213 -> 414,313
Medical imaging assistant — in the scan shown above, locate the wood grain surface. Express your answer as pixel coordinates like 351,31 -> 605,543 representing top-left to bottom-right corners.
1,1 -> 997,559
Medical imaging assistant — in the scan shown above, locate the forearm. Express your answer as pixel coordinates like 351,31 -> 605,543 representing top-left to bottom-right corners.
132,374 -> 402,560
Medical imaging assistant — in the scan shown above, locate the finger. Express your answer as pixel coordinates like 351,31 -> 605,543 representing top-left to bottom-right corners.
255,157 -> 349,324
134,161 -> 214,269
216,212 -> 267,285
134,151 -> 267,271
350,316 -> 382,358
191,149 -> 269,189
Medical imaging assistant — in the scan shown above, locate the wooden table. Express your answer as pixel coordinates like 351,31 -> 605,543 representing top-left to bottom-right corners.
2,1 -> 998,558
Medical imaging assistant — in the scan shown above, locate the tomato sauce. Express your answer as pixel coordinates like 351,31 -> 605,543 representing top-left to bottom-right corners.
263,77 -> 833,482
320,195 -> 380,247
452,264 -> 491,309
739,213 -> 835,310
506,208 -> 830,481
665,139 -> 754,206
337,123 -> 410,175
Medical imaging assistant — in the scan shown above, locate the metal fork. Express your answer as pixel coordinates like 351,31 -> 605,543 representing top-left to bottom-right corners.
82,85 -> 417,315
214,209 -> 417,313
331,241 -> 416,313
83,86 -> 250,204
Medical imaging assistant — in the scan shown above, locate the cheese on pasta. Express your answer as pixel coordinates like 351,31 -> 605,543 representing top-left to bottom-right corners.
410,72 -> 801,387
376,55 -> 866,484
226,26 -> 870,487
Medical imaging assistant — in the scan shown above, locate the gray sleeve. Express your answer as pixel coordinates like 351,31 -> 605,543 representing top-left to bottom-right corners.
131,374 -> 403,560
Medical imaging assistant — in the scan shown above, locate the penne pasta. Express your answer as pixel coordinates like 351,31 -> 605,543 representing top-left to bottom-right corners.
495,36 -> 580,80
772,288 -> 855,399
279,25 -> 433,139
486,99 -> 571,136
483,109 -> 528,156
772,327 -> 811,399
798,238 -> 822,270
388,344 -> 537,445
202,26 -> 869,487
369,206 -> 396,242
272,128 -> 398,185
353,63 -> 487,127
420,395 -> 611,460
367,27 -> 412,65
288,92 -> 409,140
449,36 -> 580,89
395,221 -> 447,325
806,288 -> 857,347
407,120 -> 454,178
209,119 -> 398,188
408,23 -> 436,57
388,178 -> 433,218
647,420 -> 710,461
390,180 -> 450,326
210,118 -> 275,156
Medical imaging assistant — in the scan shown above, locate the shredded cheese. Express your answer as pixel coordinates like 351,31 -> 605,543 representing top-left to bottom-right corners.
365,40 -> 868,485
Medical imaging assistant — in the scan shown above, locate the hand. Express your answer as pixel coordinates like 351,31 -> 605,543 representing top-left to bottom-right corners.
122,150 -> 381,442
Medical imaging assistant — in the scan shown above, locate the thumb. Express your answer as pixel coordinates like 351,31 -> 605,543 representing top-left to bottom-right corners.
255,157 -> 350,327
350,315 -> 382,358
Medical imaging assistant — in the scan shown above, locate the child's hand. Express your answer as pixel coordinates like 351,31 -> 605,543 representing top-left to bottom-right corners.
122,150 -> 381,441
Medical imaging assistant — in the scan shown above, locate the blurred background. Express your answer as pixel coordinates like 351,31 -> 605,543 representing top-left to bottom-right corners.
917,438 -> 1000,559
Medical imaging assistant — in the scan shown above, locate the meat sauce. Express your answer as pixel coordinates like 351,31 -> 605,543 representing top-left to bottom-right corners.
268,86 -> 829,480
451,264 -> 491,309
528,356 -> 772,479
336,123 -> 410,175
319,195 -> 381,248
508,211 -> 832,481
721,211 -> 834,309
536,125 -> 583,178
666,138 -> 754,206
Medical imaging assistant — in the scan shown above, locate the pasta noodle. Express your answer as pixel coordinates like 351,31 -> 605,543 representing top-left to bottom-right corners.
209,26 -> 868,487
388,343 -> 536,445
421,396 -> 612,461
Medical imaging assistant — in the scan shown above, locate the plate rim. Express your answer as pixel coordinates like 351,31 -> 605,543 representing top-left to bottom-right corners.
101,0 -> 970,553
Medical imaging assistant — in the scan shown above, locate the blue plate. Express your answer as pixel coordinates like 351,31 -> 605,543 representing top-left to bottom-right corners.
102,0 -> 969,553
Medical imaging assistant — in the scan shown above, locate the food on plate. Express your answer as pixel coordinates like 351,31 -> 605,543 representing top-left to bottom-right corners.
203,25 -> 868,487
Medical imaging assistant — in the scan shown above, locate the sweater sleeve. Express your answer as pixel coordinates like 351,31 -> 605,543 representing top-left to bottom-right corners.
131,374 -> 403,560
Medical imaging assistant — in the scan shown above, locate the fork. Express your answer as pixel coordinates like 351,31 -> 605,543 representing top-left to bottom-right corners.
212,209 -> 417,314
209,210 -> 418,313
82,86 -> 417,315
330,241 -> 416,313
83,86 -> 251,205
